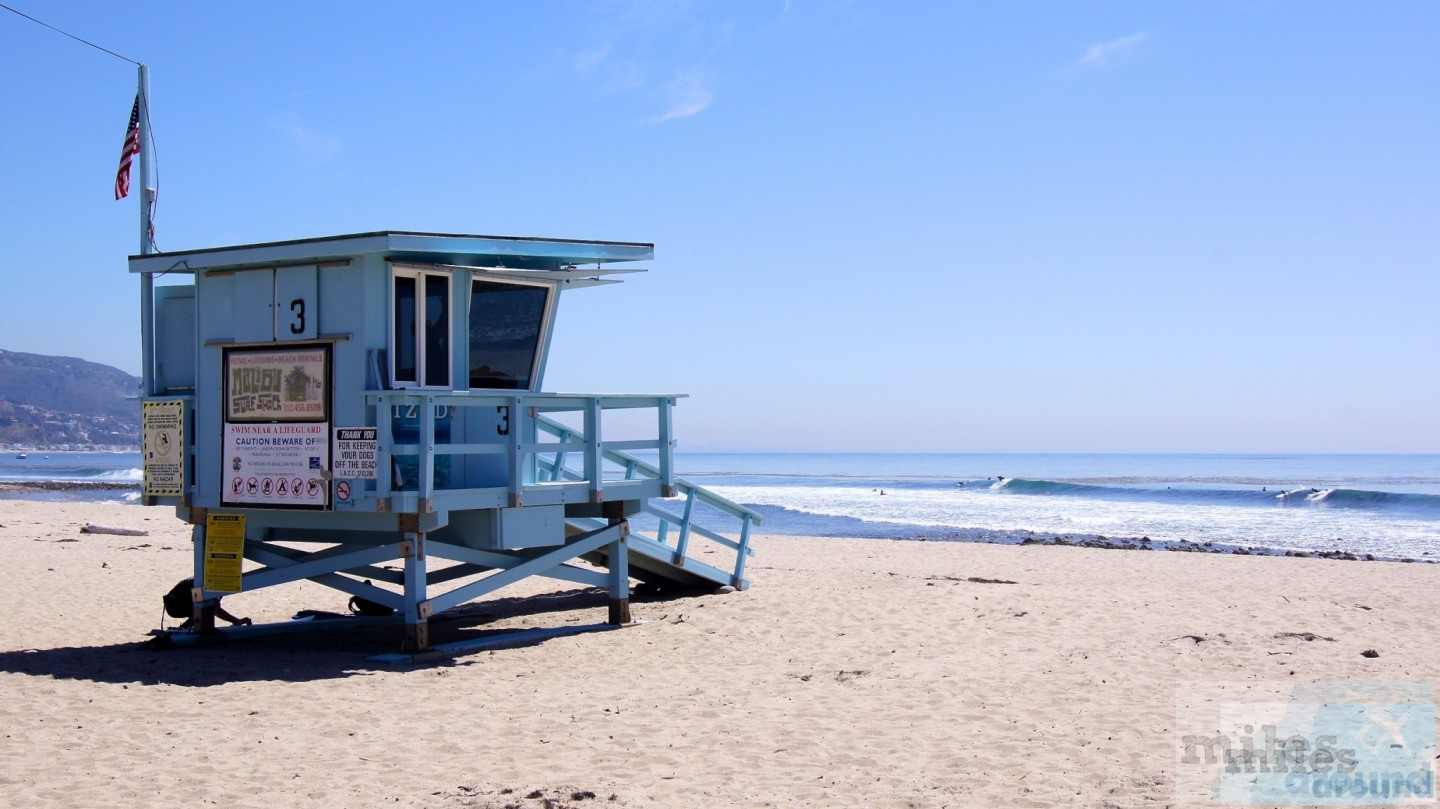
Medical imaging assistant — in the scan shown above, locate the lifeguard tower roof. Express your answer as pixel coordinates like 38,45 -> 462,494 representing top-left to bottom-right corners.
132,228 -> 757,660
131,229 -> 654,275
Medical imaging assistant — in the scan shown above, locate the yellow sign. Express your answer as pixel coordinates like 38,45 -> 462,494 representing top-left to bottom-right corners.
142,400 -> 184,496
203,513 -> 246,593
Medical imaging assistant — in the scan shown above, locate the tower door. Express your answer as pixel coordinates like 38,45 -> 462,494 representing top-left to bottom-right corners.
276,265 -> 318,341
232,265 -> 318,343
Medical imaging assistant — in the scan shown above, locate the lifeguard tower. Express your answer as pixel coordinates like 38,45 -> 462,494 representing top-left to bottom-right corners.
132,231 -> 758,657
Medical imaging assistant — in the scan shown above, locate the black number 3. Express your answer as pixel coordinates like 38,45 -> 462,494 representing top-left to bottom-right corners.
289,298 -> 306,334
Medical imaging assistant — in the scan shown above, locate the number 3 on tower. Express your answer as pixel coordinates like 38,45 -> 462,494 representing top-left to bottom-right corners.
289,298 -> 305,334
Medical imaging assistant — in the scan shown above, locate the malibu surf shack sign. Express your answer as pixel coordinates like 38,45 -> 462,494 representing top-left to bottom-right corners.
222,345 -> 330,509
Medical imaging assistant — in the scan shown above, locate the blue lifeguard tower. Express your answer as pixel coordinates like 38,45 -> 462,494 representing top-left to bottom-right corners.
132,231 -> 758,657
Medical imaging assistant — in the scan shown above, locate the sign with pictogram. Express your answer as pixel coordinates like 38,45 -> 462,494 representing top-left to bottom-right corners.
332,427 -> 378,480
143,400 -> 184,496
223,422 -> 329,507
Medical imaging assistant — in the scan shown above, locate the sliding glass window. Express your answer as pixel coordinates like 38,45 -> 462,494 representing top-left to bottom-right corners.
391,270 -> 451,389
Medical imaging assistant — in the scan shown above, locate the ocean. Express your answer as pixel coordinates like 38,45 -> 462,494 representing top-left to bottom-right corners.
665,453 -> 1440,562
0,451 -> 144,503
4,451 -> 1437,561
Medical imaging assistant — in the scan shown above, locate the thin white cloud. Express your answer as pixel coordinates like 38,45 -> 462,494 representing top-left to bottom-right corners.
1076,31 -> 1153,68
602,60 -> 647,93
652,68 -> 714,122
279,123 -> 342,166
572,42 -> 647,93
573,43 -> 613,74
576,3 -> 731,123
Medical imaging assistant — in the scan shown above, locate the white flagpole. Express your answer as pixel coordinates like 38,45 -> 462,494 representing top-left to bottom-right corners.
137,62 -> 153,255
137,62 -> 155,395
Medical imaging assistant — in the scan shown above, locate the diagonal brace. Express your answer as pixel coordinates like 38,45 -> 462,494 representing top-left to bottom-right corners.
426,523 -> 625,616
243,542 -> 407,591
246,542 -> 403,585
426,540 -> 608,590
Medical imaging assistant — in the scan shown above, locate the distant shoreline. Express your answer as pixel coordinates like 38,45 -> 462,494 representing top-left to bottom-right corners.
0,481 -> 139,492
2,448 -> 139,453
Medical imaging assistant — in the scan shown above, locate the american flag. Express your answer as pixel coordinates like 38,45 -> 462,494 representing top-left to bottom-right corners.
114,94 -> 140,200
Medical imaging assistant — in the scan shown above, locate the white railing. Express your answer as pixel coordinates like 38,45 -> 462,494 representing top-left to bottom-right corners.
365,391 -> 679,513
536,414 -> 760,588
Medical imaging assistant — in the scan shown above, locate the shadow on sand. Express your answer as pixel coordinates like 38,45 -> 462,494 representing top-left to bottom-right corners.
0,585 -> 699,686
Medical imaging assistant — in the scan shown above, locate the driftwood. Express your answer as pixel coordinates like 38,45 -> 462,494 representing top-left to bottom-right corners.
80,523 -> 150,537
1275,632 -> 1336,642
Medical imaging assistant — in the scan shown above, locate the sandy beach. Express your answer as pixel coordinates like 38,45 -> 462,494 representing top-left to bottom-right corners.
1,499 -> 1436,808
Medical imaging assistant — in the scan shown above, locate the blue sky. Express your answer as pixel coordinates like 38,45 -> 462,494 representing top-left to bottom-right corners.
2,1 -> 1436,453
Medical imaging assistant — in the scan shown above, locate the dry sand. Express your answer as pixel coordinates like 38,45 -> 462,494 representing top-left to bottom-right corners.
0,499 -> 1436,808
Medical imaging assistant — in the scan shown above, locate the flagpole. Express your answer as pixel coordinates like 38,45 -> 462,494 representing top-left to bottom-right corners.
137,62 -> 152,255
137,62 -> 155,396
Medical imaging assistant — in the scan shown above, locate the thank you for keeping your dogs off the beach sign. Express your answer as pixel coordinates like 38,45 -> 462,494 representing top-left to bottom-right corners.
332,428 -> 378,480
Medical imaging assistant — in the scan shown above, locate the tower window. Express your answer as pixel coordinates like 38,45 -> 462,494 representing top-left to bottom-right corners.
391,270 -> 451,388
468,279 -> 548,390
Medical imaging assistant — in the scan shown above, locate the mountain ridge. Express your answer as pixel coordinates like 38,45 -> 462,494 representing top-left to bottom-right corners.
0,349 -> 141,450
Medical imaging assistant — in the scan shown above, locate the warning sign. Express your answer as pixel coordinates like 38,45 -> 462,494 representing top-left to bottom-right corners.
143,400 -> 184,496
332,427 -> 378,480
203,513 -> 245,593
222,422 -> 329,508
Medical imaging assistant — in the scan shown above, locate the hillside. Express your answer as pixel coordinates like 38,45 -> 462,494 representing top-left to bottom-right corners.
0,349 -> 141,450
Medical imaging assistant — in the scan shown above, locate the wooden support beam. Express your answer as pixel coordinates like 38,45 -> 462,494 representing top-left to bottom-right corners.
607,509 -> 631,626
242,542 -> 407,591
424,541 -> 607,589
424,522 -> 623,616
402,532 -> 428,652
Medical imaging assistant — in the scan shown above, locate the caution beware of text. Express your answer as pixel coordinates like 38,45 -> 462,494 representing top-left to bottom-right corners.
203,513 -> 246,594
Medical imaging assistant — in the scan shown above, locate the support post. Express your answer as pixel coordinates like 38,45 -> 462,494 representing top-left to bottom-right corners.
673,488 -> 697,564
550,426 -> 572,482
604,502 -> 630,626
402,533 -> 429,652
190,522 -> 205,587
187,523 -> 217,632
732,513 -> 754,588
375,397 -> 396,504
418,397 -> 435,505
507,396 -> 524,507
585,398 -> 603,503
658,397 -> 674,490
